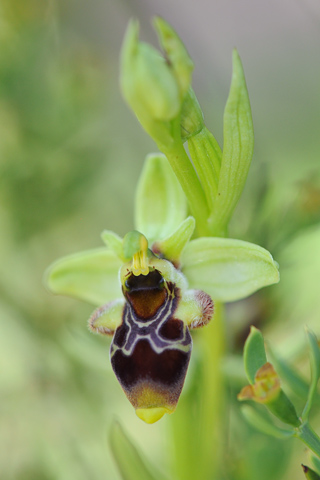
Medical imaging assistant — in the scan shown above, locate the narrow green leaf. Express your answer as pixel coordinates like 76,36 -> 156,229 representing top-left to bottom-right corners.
135,153 -> 187,243
302,465 -> 320,480
311,455 -> 320,476
181,237 -> 279,302
296,422 -> 320,458
302,328 -> 320,421
267,390 -> 300,427
244,326 -> 267,384
241,405 -> 294,439
45,248 -> 122,306
109,421 -> 165,480
268,347 -> 310,402
209,49 -> 254,236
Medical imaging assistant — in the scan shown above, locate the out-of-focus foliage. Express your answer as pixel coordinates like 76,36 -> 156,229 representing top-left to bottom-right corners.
0,0 -> 108,242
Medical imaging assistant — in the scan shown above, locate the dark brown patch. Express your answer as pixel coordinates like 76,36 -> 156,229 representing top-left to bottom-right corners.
111,339 -> 191,389
159,318 -> 184,341
113,321 -> 129,348
124,270 -> 166,319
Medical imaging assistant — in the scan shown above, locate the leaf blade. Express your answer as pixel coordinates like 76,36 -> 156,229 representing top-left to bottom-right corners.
302,328 -> 320,421
244,326 -> 267,384
110,421 -> 165,480
241,405 -> 294,439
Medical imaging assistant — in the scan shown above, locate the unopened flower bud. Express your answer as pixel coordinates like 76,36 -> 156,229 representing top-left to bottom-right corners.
238,362 -> 300,427
121,20 -> 180,123
153,16 -> 193,99
238,363 -> 281,404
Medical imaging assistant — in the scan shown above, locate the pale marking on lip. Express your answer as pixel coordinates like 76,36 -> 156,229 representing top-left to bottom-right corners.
110,285 -> 192,359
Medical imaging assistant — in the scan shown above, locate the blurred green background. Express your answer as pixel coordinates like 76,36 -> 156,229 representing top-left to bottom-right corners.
1,1 -> 320,479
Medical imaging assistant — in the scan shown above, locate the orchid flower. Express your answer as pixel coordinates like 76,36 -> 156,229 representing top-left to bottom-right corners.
45,153 -> 279,424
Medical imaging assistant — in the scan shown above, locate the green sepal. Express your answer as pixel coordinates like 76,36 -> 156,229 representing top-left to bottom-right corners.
302,328 -> 320,421
240,405 -> 295,439
152,216 -> 195,264
109,421 -> 166,480
267,390 -> 300,427
101,230 -> 124,261
244,326 -> 267,384
45,248 -> 122,306
302,465 -> 320,480
135,153 -> 187,243
153,16 -> 193,99
181,237 -> 279,302
209,49 -> 254,236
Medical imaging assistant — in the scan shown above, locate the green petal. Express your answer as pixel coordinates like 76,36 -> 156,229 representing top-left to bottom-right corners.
152,216 -> 195,263
135,153 -> 187,243
88,299 -> 124,335
101,230 -> 124,260
45,248 -> 122,306
181,237 -> 279,302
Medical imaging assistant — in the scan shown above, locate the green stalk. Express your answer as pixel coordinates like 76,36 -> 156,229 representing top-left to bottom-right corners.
197,301 -> 225,479
159,119 -> 210,237
170,302 -> 225,480
296,423 -> 320,458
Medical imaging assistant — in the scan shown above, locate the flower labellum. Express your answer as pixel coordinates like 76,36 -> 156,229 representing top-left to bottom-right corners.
88,231 -> 214,423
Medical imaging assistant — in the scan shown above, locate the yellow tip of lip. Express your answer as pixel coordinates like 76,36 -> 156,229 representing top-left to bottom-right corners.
135,407 -> 173,424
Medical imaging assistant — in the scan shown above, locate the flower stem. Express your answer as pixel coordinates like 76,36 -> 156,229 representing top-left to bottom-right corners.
197,301 -> 225,479
159,120 -> 210,237
170,302 -> 225,480
296,422 -> 320,458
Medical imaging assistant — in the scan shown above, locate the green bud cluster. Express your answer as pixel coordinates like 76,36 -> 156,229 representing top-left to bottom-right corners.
120,18 -> 254,238
121,18 -> 193,149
